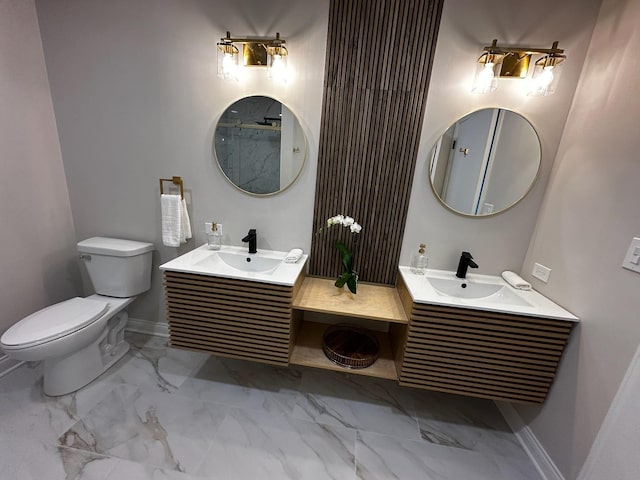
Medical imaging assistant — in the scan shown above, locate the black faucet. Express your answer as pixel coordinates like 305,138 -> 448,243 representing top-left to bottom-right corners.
456,251 -> 478,278
242,229 -> 257,254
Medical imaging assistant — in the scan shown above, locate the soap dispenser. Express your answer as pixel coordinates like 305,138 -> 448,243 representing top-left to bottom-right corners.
206,222 -> 222,250
410,244 -> 428,274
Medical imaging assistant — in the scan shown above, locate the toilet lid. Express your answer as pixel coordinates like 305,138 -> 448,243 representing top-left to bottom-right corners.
1,297 -> 108,347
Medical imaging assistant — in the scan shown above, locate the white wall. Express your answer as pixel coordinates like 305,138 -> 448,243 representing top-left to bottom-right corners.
578,344 -> 640,480
516,0 -> 640,477
35,0 -> 329,322
0,0 -> 79,335
35,0 -> 601,323
400,0 -> 601,272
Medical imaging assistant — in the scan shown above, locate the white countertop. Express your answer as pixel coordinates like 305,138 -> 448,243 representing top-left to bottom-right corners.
159,244 -> 308,286
399,266 -> 578,322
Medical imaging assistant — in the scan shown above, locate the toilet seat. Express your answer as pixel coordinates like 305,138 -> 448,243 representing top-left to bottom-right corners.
1,297 -> 108,349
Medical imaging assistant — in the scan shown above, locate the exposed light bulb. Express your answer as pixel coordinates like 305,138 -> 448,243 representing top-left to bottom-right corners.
472,62 -> 496,94
528,65 -> 555,96
217,42 -> 239,81
268,53 -> 287,83
222,52 -> 236,78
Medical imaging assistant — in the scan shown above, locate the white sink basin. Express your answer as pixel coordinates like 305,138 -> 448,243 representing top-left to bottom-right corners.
201,251 -> 282,273
426,275 -> 532,307
160,245 -> 307,286
398,267 -> 578,321
427,277 -> 502,299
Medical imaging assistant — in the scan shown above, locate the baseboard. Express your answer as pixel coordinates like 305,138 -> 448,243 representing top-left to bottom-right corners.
0,354 -> 24,379
125,317 -> 169,337
495,401 -> 565,480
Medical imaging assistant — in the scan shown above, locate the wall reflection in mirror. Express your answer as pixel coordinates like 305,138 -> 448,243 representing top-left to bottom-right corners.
429,108 -> 540,216
214,96 -> 306,195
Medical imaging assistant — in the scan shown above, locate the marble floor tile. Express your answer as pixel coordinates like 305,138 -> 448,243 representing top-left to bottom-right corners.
0,434 -> 115,480
0,361 -> 118,444
59,384 -> 230,474
177,356 -> 304,415
412,390 -> 527,459
101,454 -> 204,480
291,369 -> 420,440
197,406 -> 357,480
355,431 -> 506,480
0,333 -> 545,480
98,341 -> 210,394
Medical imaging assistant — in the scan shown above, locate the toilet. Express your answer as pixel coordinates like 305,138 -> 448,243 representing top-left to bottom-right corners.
0,237 -> 154,396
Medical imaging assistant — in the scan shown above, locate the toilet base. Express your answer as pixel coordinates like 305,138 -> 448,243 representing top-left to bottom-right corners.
43,311 -> 130,396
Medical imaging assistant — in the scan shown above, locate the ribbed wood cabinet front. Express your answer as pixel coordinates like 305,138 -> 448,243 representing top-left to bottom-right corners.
164,271 -> 296,366
398,300 -> 573,404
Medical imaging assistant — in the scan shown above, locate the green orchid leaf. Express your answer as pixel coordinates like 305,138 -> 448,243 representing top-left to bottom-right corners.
334,240 -> 353,273
346,274 -> 358,294
334,272 -> 351,288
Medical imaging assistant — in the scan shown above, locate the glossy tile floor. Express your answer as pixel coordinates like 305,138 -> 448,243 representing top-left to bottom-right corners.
0,333 -> 543,479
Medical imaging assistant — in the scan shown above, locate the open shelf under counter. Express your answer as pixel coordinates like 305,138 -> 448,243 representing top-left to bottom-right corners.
289,321 -> 399,380
292,276 -> 408,324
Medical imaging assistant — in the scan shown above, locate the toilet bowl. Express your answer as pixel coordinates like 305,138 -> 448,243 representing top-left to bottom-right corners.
0,237 -> 154,396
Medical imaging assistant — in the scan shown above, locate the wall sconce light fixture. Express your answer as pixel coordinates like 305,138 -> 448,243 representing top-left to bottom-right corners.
471,39 -> 566,96
217,32 -> 288,83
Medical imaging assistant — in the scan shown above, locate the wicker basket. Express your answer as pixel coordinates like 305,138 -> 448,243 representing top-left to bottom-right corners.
322,324 -> 380,369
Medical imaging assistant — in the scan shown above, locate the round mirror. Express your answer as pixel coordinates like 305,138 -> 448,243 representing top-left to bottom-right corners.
429,108 -> 540,216
214,96 -> 307,195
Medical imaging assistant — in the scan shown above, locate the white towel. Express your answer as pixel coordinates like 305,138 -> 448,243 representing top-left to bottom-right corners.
501,271 -> 532,290
284,248 -> 304,263
180,198 -> 192,243
161,194 -> 182,247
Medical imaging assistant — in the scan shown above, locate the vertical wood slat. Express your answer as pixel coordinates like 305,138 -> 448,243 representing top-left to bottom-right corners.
310,0 -> 444,286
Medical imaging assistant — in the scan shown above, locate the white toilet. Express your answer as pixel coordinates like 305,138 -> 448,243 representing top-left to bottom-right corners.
0,237 -> 154,396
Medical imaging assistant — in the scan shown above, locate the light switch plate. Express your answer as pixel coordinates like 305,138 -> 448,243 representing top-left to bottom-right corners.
532,262 -> 551,283
622,237 -> 640,273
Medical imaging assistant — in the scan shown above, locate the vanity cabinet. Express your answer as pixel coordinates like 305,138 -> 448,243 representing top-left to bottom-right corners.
164,271 -> 302,366
396,276 -> 573,404
162,266 -> 573,405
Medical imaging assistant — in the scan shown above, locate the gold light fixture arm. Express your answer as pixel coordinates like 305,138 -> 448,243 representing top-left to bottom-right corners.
220,31 -> 285,47
482,39 -> 564,57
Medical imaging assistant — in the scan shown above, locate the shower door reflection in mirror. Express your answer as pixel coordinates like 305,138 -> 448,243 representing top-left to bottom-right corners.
429,108 -> 540,216
214,96 -> 306,195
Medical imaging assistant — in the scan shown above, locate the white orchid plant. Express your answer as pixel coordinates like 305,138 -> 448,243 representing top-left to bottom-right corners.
324,214 -> 362,294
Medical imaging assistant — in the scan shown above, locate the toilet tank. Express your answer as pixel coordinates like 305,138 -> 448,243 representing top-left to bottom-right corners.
77,237 -> 154,298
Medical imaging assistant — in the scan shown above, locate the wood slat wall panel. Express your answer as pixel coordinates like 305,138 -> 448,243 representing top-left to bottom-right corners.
405,343 -> 561,365
169,321 -> 290,341
401,362 -> 553,383
167,302 -> 291,320
400,301 -> 573,404
310,0 -> 444,286
164,272 -> 295,366
403,350 -> 558,375
411,304 -> 573,331
166,293 -> 291,313
170,340 -> 289,366
164,282 -> 293,304
400,379 -> 547,404
168,315 -> 290,334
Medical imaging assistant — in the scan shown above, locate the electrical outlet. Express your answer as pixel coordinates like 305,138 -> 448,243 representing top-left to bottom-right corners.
532,262 -> 551,283
622,237 -> 640,274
